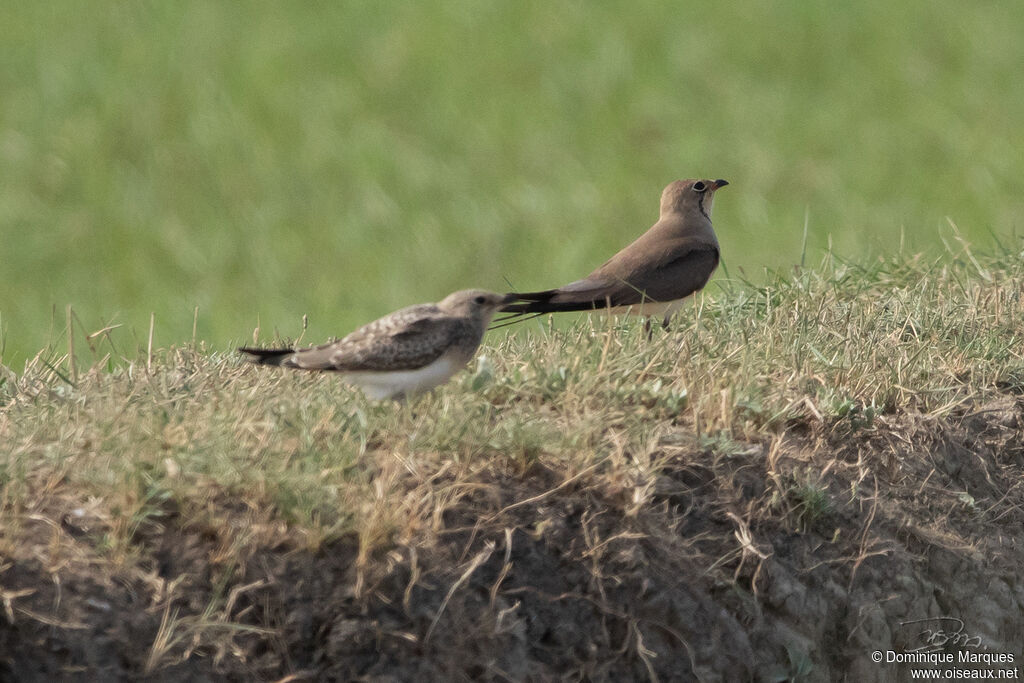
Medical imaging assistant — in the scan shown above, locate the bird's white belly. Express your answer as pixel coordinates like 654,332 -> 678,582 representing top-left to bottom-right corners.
341,354 -> 462,400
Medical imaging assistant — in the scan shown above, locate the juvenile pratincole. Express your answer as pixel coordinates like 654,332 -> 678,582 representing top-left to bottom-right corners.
498,179 -> 727,329
239,290 -> 513,400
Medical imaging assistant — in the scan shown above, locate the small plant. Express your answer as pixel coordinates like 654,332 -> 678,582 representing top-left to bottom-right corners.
829,396 -> 878,430
792,480 -> 831,531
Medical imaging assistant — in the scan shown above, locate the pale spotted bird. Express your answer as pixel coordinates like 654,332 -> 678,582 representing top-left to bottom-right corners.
239,290 -> 514,400
498,179 -> 727,329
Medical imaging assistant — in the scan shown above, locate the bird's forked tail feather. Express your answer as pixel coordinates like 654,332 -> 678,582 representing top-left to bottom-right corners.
238,347 -> 295,366
498,289 -> 613,314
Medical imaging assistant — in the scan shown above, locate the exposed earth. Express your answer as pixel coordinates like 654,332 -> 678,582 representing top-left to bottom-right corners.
2,397 -> 1023,681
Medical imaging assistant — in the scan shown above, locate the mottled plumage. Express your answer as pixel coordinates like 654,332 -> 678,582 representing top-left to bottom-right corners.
240,290 -> 512,400
499,179 -> 727,327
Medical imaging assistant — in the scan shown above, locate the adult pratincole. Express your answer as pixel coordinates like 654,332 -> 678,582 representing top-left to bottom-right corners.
239,290 -> 514,400
498,179 -> 727,329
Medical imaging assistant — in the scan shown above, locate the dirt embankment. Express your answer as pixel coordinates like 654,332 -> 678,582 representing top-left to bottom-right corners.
2,397 -> 1023,681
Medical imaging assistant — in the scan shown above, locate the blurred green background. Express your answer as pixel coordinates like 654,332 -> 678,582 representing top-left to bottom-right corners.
1,1 -> 1022,367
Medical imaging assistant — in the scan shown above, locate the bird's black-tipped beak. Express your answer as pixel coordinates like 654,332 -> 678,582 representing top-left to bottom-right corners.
712,179 -> 729,190
500,293 -> 521,305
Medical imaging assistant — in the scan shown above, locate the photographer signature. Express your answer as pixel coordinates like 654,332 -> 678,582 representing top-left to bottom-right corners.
899,617 -> 985,652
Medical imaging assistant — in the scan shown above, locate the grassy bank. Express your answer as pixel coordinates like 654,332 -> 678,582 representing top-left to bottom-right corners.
1,249 -> 1023,679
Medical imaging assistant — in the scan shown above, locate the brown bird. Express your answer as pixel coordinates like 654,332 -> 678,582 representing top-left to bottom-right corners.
239,290 -> 513,400
498,178 -> 727,329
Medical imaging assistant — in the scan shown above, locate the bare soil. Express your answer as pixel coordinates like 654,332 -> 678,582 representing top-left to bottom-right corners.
2,398 -> 1023,682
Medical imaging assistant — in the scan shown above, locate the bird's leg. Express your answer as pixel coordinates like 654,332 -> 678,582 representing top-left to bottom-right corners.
644,316 -> 654,341
661,313 -> 673,331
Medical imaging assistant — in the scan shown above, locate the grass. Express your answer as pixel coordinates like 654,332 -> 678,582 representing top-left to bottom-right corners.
2,0 -> 1023,365
1,247 -> 1023,676
3,244 -> 1022,552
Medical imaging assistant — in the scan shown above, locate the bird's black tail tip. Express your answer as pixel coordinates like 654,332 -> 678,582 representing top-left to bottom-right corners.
497,302 -> 539,314
238,347 -> 294,366
498,289 -> 559,313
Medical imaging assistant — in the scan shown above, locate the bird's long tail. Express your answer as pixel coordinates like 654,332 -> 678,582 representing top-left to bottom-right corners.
498,289 -> 615,314
238,347 -> 295,366
489,290 -> 614,329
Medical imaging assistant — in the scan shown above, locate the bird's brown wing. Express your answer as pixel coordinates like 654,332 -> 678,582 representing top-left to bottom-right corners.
501,238 -> 719,313
242,304 -> 464,372
592,239 -> 720,304
292,314 -> 466,372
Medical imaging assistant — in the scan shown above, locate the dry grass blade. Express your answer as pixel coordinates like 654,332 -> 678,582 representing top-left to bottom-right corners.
423,541 -> 495,645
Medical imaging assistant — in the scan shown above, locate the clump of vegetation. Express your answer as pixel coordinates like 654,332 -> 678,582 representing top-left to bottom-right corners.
1,250 -> 1022,679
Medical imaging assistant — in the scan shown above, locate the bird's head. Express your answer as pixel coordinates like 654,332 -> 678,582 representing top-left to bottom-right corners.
441,290 -> 516,323
660,178 -> 729,221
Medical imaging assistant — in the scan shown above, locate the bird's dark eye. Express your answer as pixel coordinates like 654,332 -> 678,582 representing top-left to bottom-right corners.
474,295 -> 487,305
692,181 -> 707,193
